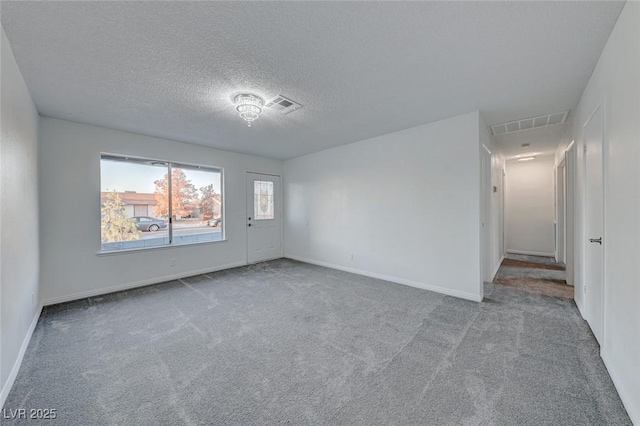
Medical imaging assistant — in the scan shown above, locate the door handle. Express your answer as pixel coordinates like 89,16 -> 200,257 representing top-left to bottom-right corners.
589,237 -> 602,245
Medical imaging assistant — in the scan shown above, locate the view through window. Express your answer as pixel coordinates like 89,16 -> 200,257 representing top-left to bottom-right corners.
100,155 -> 223,252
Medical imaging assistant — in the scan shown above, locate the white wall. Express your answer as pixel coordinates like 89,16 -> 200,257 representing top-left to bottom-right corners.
479,114 -> 505,281
556,2 -> 639,422
505,155 -> 555,257
38,118 -> 282,304
0,26 -> 40,406
284,112 -> 483,301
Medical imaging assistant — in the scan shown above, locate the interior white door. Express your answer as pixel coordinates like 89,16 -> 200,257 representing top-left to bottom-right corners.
584,106 -> 604,345
481,147 -> 492,284
556,162 -> 566,265
561,165 -> 567,264
566,145 -> 576,287
247,173 -> 282,264
501,168 -> 506,258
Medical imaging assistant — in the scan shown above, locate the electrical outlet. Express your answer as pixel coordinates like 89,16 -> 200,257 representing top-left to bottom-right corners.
32,292 -> 35,307
170,258 -> 176,267
350,254 -> 354,261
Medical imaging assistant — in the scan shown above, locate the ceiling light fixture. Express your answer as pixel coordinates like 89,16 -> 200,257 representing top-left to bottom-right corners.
234,94 -> 264,127
517,156 -> 536,162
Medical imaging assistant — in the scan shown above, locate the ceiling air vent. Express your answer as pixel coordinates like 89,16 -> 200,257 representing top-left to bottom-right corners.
490,111 -> 569,136
265,95 -> 303,115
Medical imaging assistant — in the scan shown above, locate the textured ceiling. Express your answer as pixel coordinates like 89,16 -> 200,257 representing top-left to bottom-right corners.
1,1 -> 624,159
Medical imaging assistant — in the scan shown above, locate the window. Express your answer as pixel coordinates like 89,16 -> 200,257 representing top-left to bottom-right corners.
253,181 -> 274,220
100,154 -> 223,252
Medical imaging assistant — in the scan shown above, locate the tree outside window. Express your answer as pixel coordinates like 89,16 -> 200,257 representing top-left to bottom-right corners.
101,191 -> 140,242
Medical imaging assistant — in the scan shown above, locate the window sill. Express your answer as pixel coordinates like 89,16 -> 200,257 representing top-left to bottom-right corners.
96,238 -> 228,256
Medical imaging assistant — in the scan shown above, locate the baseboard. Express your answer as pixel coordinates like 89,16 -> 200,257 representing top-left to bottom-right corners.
575,298 -> 586,320
42,261 -> 248,306
491,256 -> 504,282
0,304 -> 43,409
601,351 -> 639,425
506,249 -> 556,257
285,255 -> 482,302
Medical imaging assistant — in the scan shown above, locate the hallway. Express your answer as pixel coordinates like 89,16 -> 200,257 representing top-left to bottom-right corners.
493,254 -> 573,299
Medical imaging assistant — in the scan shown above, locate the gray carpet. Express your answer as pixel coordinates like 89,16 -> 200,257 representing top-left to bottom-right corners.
3,259 -> 630,425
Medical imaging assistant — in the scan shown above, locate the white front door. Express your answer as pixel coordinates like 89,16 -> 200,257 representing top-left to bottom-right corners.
584,106 -> 604,345
247,173 -> 282,264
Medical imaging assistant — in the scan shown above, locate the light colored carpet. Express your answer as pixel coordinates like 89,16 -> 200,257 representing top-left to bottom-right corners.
3,259 -> 630,425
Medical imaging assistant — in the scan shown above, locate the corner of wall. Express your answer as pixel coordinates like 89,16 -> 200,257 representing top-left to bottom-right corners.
1,23 -> 41,408
0,304 -> 42,408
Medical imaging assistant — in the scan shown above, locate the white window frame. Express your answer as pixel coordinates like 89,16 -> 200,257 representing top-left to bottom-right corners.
98,153 -> 226,254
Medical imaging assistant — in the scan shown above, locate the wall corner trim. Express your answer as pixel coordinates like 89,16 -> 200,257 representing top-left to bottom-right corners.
575,298 -> 586,320
285,255 -> 482,302
0,304 -> 43,409
491,256 -> 504,282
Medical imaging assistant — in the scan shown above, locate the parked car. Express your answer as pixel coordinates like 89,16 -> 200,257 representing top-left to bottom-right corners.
132,216 -> 168,232
207,218 -> 222,227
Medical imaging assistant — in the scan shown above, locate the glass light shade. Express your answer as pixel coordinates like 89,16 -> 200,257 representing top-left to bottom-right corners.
235,94 -> 264,127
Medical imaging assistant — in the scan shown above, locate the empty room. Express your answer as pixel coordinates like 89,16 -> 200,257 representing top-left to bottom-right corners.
1,1 -> 638,425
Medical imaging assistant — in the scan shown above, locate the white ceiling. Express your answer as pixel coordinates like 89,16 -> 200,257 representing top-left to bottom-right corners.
1,1 -> 624,160
494,122 -> 569,160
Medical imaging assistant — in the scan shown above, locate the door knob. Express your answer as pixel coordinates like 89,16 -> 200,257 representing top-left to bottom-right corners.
589,237 -> 602,244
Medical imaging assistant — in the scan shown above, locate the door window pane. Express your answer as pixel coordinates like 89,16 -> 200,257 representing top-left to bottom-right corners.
254,181 -> 274,220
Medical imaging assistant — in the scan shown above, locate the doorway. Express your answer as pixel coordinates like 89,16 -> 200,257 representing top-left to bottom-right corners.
246,172 -> 282,264
498,154 -> 571,299
584,105 -> 605,346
